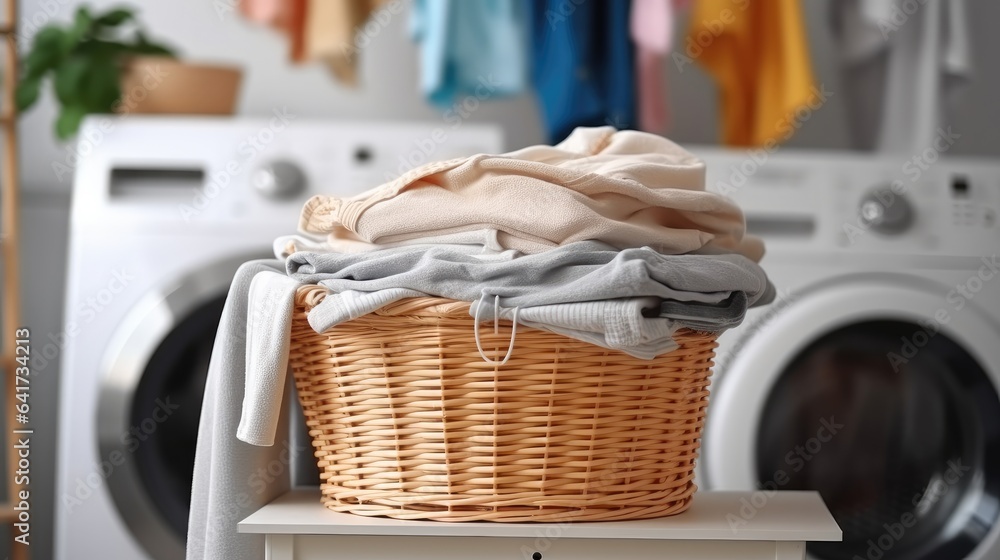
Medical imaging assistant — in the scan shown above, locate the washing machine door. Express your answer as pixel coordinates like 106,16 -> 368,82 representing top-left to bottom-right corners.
703,275 -> 1000,560
96,255 -> 253,560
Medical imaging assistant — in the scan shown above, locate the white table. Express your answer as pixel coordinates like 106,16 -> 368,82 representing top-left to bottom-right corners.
239,488 -> 841,560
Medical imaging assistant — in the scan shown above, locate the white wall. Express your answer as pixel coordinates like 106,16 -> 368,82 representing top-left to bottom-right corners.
10,1 -> 1000,560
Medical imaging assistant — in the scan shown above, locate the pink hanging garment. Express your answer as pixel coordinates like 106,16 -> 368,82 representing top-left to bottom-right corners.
239,0 -> 308,62
630,0 -> 687,133
239,0 -> 283,23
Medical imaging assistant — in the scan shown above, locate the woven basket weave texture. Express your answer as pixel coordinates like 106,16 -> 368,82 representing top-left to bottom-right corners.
290,285 -> 717,522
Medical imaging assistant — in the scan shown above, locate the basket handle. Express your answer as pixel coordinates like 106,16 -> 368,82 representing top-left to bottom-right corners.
473,292 -> 519,366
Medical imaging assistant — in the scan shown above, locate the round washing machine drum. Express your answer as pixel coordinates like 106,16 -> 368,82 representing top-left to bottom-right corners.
703,276 -> 1000,560
97,257 -> 248,559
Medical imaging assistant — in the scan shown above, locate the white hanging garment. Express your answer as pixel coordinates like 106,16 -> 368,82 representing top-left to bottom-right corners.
831,0 -> 972,152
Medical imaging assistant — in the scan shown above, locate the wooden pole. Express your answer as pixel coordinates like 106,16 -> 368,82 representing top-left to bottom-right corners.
2,0 -> 29,557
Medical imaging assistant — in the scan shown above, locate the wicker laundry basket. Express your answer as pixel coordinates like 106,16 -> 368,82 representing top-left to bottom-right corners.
289,284 -> 718,522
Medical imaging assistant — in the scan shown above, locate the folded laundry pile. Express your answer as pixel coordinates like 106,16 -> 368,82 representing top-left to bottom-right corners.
187,126 -> 772,560
237,125 -> 773,445
285,242 -> 772,358
293,125 -> 764,259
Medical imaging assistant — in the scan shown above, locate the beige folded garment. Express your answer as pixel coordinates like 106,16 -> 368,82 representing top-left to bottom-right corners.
299,126 -> 764,261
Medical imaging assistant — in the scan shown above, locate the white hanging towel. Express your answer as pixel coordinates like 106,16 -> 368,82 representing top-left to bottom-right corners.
831,0 -> 972,152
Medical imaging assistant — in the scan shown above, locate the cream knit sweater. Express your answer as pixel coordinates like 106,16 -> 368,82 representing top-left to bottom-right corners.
299,126 -> 764,261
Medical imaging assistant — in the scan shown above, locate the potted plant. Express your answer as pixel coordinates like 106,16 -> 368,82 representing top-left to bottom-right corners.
17,5 -> 242,139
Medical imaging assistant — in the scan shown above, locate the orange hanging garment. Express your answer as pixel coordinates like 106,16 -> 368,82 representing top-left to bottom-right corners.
684,0 -> 818,147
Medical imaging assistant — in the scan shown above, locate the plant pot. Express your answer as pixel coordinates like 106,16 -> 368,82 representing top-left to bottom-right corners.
117,56 -> 242,115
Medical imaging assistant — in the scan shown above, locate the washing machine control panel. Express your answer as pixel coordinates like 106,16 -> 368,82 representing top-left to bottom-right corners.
70,118 -> 504,232
697,146 -> 1000,259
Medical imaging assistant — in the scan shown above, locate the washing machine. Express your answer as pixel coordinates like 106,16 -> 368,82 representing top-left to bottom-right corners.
695,147 -> 1000,560
54,117 -> 502,560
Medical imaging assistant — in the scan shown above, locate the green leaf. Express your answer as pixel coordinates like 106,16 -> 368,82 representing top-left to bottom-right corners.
31,27 -> 66,52
53,56 -> 89,106
14,77 -> 42,111
65,7 -> 93,46
16,5 -> 174,139
23,27 -> 66,78
55,105 -> 87,140
95,8 -> 134,26
133,30 -> 176,57
81,55 -> 122,111
131,41 -> 175,57
75,39 -> 131,58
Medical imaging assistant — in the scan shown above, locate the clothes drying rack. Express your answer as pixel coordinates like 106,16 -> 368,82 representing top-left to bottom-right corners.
1,1 -> 28,558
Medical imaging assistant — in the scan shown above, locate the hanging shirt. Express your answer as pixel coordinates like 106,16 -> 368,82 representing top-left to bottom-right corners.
527,0 -> 636,142
630,0 -> 688,134
240,0 -> 308,62
239,0 -> 391,83
302,0 -> 393,85
683,0 -> 818,147
411,0 -> 529,107
830,0 -> 971,152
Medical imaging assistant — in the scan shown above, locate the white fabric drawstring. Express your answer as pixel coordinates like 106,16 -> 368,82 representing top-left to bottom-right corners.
473,292 -> 519,365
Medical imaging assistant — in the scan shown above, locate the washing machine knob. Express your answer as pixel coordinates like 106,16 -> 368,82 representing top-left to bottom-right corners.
859,187 -> 914,235
252,160 -> 306,200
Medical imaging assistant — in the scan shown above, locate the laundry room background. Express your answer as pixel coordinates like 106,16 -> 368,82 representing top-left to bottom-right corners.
4,1 -> 1000,559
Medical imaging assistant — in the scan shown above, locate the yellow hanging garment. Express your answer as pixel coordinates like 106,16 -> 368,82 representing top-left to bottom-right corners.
684,0 -> 818,147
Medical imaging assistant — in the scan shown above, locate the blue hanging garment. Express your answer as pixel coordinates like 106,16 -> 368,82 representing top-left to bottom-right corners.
411,0 -> 530,107
527,0 -> 636,142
